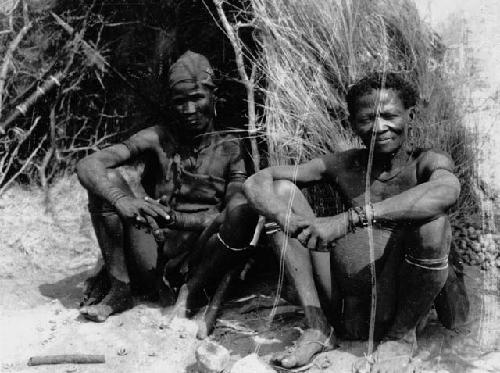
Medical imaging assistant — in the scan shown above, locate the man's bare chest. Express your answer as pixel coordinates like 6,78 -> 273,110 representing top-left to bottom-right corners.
151,142 -> 229,204
331,161 -> 419,205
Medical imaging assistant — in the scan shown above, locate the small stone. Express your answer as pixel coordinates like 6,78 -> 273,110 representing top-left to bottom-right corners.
230,354 -> 276,373
117,347 -> 128,356
196,341 -> 230,373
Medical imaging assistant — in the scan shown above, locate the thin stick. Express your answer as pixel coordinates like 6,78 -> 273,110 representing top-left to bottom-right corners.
0,134 -> 46,196
197,267 -> 239,340
27,354 -> 105,366
0,22 -> 33,120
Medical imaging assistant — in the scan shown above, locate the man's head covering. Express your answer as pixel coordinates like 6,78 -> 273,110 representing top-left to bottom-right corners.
168,51 -> 215,90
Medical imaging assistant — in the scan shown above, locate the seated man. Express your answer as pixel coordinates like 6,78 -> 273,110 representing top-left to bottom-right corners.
244,72 -> 466,372
77,51 -> 258,322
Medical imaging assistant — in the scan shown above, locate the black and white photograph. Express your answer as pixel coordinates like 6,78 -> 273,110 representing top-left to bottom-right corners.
0,0 -> 499,372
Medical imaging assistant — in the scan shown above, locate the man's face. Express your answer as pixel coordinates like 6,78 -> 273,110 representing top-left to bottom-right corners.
350,88 -> 411,155
171,84 -> 214,136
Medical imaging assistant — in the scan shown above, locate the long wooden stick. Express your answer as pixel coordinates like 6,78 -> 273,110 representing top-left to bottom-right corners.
213,0 -> 260,172
27,354 -> 105,366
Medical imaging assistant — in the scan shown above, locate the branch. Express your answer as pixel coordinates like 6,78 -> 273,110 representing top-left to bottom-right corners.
0,21 -> 33,120
0,116 -> 41,185
212,0 -> 260,171
50,12 -> 157,108
0,71 -> 64,134
0,134 -> 47,196
38,107 -> 56,208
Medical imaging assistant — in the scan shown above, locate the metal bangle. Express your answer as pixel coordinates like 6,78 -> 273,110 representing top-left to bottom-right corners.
216,232 -> 248,252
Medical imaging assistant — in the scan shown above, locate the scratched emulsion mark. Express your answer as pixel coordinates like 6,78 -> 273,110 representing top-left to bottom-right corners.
254,127 -> 304,356
364,31 -> 389,357
478,195 -> 500,350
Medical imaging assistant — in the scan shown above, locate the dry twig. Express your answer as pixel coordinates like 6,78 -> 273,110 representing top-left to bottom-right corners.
0,21 -> 33,124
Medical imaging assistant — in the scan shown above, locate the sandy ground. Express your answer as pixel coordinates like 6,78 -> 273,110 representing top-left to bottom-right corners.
1,176 -> 500,373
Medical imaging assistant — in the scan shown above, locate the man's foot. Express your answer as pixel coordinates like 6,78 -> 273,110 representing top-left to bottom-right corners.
354,339 -> 415,373
80,267 -> 110,307
80,279 -> 133,322
271,328 -> 335,369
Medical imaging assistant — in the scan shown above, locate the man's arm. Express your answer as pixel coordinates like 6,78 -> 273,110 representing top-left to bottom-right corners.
372,152 -> 460,223
76,144 -> 133,205
223,137 -> 248,205
243,158 -> 327,224
77,128 -> 170,225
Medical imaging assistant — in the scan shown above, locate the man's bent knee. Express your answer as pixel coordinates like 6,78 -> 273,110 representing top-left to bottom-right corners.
273,180 -> 300,199
272,180 -> 314,217
406,215 -> 451,269
87,169 -> 137,214
220,195 -> 259,248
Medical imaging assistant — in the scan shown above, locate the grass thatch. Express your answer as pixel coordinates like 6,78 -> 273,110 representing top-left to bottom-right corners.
251,0 -> 479,218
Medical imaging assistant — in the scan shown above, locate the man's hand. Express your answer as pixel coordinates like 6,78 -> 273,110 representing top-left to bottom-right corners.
281,213 -> 348,250
114,195 -> 172,232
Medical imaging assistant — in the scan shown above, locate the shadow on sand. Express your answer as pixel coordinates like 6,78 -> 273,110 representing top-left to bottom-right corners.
38,269 -> 93,309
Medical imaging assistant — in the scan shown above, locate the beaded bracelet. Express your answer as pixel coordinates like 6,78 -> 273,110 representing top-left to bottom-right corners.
348,203 -> 376,230
353,206 -> 369,227
346,209 -> 357,233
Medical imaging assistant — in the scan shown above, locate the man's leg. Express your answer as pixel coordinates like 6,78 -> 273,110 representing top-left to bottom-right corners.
81,169 -> 157,322
368,215 -> 451,373
80,192 -> 134,322
269,180 -> 335,369
168,193 -> 259,327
